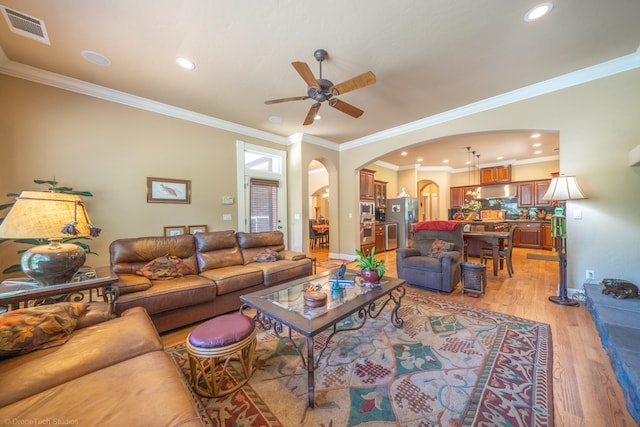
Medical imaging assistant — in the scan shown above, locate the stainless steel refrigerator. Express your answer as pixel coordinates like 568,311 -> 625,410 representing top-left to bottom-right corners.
387,197 -> 419,248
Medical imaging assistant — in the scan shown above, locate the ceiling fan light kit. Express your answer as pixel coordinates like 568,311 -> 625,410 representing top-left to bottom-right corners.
265,49 -> 376,125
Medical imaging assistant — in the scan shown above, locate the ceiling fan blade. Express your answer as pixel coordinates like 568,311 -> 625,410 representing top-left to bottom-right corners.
264,96 -> 309,105
303,103 -> 321,126
329,99 -> 364,118
331,71 -> 376,96
292,61 -> 320,88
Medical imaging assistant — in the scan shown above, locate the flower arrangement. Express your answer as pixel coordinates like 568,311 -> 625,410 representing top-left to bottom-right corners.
461,199 -> 482,211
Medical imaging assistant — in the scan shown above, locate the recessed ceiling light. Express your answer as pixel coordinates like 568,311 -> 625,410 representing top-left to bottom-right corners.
443,159 -> 449,163
497,156 -> 504,160
401,152 -> 408,156
525,3 -> 553,22
534,150 -> 543,155
531,133 -> 541,138
81,50 -> 111,67
176,57 -> 195,70
533,142 -> 542,147
268,116 -> 281,123
417,158 -> 423,162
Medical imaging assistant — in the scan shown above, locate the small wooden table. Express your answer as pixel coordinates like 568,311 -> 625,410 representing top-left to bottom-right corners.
463,231 -> 510,276
240,270 -> 406,408
0,266 -> 118,311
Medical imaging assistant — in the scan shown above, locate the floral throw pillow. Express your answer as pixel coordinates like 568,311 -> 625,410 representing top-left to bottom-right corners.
429,239 -> 455,258
253,248 -> 284,263
0,302 -> 87,358
137,255 -> 195,280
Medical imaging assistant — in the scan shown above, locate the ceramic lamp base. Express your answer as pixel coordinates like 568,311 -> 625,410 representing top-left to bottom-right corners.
21,241 -> 86,286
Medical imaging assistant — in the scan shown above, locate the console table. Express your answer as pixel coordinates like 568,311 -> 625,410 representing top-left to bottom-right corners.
0,266 -> 118,312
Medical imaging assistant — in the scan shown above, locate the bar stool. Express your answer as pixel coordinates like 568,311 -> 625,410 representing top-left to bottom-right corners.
186,314 -> 256,397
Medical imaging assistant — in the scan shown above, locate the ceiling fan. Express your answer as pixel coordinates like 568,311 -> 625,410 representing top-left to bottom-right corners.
264,49 -> 376,126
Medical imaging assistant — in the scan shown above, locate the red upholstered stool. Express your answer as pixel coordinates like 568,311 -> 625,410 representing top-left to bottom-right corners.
186,314 -> 256,397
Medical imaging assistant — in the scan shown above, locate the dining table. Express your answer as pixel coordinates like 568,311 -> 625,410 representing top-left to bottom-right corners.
463,230 -> 510,276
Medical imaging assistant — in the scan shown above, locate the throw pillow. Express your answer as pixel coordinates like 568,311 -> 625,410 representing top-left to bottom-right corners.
136,255 -> 195,280
429,239 -> 455,257
0,302 -> 87,358
253,248 -> 284,263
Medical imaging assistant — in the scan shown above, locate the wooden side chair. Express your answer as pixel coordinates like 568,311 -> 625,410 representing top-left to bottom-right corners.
480,224 -> 517,277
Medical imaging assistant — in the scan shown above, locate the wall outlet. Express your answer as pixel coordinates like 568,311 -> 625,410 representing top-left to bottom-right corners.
586,270 -> 595,280
223,214 -> 232,221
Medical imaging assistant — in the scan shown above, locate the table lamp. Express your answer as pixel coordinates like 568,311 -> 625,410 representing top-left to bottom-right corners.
0,191 -> 101,286
541,175 -> 586,306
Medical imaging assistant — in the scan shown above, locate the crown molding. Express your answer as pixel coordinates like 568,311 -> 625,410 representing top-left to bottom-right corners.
341,51 -> 640,151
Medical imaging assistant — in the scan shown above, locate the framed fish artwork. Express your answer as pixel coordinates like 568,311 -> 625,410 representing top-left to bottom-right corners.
147,177 -> 191,203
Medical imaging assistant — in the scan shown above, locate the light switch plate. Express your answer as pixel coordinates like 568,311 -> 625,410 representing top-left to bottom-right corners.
222,196 -> 234,205
573,209 -> 582,220
223,214 -> 232,221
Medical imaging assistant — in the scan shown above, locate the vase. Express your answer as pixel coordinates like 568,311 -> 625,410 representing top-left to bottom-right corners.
360,269 -> 381,287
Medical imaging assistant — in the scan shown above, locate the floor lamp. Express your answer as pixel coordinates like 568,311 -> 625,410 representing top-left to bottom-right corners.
541,175 -> 586,306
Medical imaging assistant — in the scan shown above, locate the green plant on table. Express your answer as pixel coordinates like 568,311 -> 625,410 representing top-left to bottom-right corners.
354,247 -> 387,277
0,178 -> 97,275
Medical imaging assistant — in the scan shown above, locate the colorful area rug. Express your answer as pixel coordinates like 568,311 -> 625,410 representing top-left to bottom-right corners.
166,291 -> 553,426
317,259 -> 349,270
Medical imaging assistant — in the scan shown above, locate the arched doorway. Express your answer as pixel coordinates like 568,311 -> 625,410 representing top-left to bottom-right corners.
308,160 -> 330,253
418,180 -> 440,221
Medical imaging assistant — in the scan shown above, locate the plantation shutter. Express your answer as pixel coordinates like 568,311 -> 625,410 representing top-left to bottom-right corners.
249,178 -> 279,232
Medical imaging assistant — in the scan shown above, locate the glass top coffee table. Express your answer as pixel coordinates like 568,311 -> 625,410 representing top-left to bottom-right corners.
240,269 -> 406,408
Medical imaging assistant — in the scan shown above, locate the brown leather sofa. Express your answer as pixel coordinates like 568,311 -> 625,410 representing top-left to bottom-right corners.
110,230 -> 312,332
0,303 -> 204,426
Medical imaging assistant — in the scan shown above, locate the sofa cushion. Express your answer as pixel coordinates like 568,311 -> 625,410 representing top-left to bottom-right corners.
199,265 -> 264,295
0,307 -> 162,407
195,230 -> 244,270
110,234 -> 197,276
137,255 -> 196,279
113,275 -> 216,316
0,351 -> 203,427
251,258 -> 313,287
113,273 -> 153,295
0,302 -> 86,358
237,231 -> 285,264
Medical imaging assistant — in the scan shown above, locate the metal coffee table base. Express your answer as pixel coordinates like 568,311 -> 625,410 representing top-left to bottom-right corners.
246,286 -> 405,408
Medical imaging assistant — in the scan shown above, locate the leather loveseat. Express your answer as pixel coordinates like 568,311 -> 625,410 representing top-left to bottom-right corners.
110,230 -> 312,332
0,302 -> 203,426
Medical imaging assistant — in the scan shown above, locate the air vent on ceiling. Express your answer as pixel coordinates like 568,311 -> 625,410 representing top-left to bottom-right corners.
1,5 -> 50,45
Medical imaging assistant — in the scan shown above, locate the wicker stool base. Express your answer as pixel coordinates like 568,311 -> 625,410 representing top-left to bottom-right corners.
461,262 -> 487,295
186,325 -> 256,398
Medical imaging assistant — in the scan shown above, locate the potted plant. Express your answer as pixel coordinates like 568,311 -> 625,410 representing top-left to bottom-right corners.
355,247 -> 387,287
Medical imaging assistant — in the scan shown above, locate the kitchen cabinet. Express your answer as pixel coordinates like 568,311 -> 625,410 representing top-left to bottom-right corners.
360,243 -> 375,256
450,186 -> 476,209
514,222 -> 542,248
517,179 -> 551,207
480,166 -> 512,184
359,169 -> 375,201
542,222 -> 554,250
374,180 -> 387,208
375,224 -> 386,253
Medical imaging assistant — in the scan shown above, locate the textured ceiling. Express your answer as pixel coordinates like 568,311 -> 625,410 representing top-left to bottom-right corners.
1,0 -> 639,168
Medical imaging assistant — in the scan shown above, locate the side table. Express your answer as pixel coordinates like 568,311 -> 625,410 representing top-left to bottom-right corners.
0,266 -> 118,312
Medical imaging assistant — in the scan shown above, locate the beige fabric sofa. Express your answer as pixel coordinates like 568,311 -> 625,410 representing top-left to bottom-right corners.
0,303 -> 204,427
110,230 -> 312,332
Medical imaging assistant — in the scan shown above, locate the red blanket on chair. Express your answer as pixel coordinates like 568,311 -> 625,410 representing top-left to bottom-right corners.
414,221 -> 460,232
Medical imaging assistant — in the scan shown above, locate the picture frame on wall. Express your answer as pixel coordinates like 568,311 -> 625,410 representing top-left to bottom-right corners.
164,226 -> 186,236
188,225 -> 208,234
147,177 -> 191,203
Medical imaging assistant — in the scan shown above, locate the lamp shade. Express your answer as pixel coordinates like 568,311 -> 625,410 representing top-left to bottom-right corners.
0,191 -> 94,239
541,176 -> 586,201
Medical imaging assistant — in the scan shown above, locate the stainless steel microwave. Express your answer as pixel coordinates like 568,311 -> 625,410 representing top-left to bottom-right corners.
359,201 -> 375,217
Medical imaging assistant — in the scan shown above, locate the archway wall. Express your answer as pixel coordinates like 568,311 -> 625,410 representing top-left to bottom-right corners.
338,69 -> 640,292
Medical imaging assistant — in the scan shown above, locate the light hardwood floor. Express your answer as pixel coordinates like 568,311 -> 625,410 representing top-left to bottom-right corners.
162,246 -> 637,426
